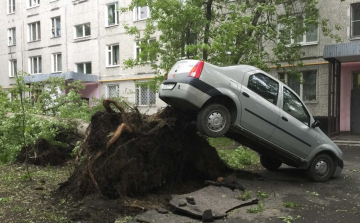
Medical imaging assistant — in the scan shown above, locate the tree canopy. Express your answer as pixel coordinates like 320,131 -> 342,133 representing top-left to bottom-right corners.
122,0 -> 341,87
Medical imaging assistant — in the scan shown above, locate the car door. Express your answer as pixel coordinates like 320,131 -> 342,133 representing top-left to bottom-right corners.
269,87 -> 316,159
240,72 -> 281,140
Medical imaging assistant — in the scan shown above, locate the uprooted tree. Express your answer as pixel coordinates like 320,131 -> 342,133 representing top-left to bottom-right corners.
59,99 -> 233,198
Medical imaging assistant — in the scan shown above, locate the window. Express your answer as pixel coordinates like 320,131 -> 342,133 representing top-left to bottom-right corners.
29,56 -> 42,74
107,85 -> 119,98
278,18 -> 318,45
8,28 -> 16,46
283,87 -> 310,126
247,73 -> 279,105
352,3 -> 360,38
76,62 -> 92,74
134,39 -> 156,61
52,53 -> 62,73
74,23 -> 91,38
9,60 -> 17,77
135,84 -> 156,106
28,21 -> 41,42
28,0 -> 40,8
279,70 -> 317,102
106,44 -> 120,66
8,0 -> 15,14
133,6 -> 150,21
106,3 -> 119,26
51,17 -> 61,37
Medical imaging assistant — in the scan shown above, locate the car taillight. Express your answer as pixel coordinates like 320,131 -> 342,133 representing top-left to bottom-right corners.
188,61 -> 204,78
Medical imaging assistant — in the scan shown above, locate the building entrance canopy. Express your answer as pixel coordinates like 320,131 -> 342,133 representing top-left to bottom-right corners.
24,71 -> 98,84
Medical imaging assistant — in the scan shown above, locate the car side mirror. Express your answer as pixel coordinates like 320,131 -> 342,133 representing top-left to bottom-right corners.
311,120 -> 320,128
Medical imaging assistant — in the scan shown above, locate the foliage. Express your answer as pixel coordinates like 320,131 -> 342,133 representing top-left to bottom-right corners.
121,0 -> 343,91
256,191 -> 269,199
208,137 -> 233,148
217,147 -> 259,169
246,203 -> 264,214
238,190 -> 252,201
279,215 -> 301,223
0,73 -> 132,164
283,202 -> 301,208
115,216 -> 133,223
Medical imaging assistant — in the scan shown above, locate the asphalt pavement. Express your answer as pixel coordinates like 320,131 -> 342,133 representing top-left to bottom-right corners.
131,145 -> 360,223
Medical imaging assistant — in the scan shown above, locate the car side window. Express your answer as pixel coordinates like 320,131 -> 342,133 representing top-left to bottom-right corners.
283,87 -> 310,126
247,73 -> 279,105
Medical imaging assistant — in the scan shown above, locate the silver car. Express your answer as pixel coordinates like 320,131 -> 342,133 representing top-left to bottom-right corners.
159,60 -> 343,182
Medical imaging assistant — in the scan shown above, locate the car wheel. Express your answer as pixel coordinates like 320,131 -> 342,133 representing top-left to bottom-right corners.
307,153 -> 334,182
260,155 -> 282,171
197,104 -> 231,138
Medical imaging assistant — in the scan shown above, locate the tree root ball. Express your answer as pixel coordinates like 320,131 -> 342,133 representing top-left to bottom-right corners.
59,103 -> 231,199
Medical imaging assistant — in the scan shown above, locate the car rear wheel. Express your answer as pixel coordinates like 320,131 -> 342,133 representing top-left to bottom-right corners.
306,153 -> 334,182
260,155 -> 282,171
197,104 -> 231,138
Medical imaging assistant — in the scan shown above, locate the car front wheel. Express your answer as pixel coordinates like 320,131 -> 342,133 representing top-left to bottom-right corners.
260,155 -> 282,171
306,153 -> 334,182
197,104 -> 231,138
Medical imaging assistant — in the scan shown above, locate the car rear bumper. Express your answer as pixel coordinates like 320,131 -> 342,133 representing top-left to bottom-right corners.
159,81 -> 211,110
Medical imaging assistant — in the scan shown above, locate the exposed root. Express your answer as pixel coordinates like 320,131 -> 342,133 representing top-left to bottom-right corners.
106,123 -> 132,149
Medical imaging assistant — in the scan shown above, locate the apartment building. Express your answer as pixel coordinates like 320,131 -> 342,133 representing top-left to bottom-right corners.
1,0 -> 360,135
0,0 -> 166,114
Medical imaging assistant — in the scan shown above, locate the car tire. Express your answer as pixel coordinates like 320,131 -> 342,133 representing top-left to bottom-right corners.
197,104 -> 231,138
306,153 -> 334,182
260,155 -> 282,171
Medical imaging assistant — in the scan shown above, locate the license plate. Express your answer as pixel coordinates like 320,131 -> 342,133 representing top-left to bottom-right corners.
162,84 -> 175,90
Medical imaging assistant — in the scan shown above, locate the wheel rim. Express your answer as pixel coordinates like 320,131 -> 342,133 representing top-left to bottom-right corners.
207,111 -> 226,132
315,160 -> 329,176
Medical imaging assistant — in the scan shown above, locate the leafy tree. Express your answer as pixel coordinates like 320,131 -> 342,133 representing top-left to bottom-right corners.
121,0 -> 342,89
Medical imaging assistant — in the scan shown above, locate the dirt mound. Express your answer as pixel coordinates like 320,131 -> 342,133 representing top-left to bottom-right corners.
17,138 -> 70,166
58,99 -> 232,199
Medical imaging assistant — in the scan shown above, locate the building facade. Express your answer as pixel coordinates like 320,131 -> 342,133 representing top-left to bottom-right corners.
0,0 -> 166,114
0,0 -> 360,134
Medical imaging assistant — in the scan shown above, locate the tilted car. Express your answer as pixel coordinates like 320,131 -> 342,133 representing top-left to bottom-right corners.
159,60 -> 343,182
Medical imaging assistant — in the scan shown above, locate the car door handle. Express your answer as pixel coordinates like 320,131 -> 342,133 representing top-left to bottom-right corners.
242,92 -> 250,98
282,116 -> 288,122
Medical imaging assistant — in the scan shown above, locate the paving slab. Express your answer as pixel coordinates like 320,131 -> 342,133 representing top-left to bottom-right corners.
169,185 -> 258,219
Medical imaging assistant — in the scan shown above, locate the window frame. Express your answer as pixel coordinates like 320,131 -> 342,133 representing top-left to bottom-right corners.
278,18 -> 319,46
52,53 -> 62,73
106,44 -> 120,67
106,2 -> 119,27
135,83 -> 156,106
8,27 -> 16,46
133,6 -> 150,21
134,38 -> 156,62
107,84 -> 119,98
51,17 -> 61,38
28,56 -> 42,75
351,3 -> 360,38
7,0 -> 15,14
28,0 -> 40,8
247,73 -> 279,106
282,86 -> 311,126
278,70 -> 317,103
74,23 -> 91,39
76,62 -> 92,74
9,60 -> 17,77
28,21 -> 41,42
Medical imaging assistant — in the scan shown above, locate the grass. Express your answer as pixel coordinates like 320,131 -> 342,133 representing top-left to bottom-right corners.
208,137 -> 234,148
0,163 -> 73,223
283,202 -> 300,208
238,190 -> 252,201
246,203 -> 264,213
209,137 -> 260,169
256,191 -> 269,199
